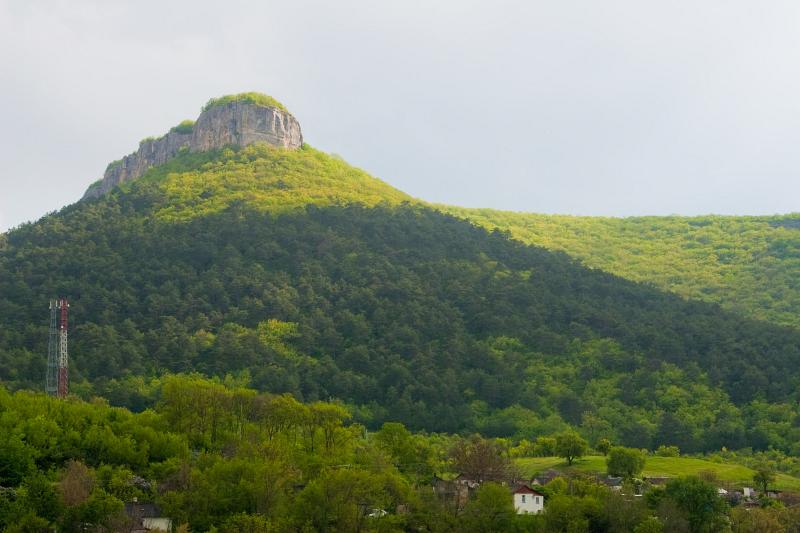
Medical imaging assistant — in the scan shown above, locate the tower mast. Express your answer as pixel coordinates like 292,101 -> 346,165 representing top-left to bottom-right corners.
57,299 -> 69,398
45,298 -> 69,398
45,300 -> 58,396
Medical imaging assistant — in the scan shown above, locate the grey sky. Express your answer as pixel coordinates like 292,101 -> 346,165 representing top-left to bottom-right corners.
2,0 -> 800,232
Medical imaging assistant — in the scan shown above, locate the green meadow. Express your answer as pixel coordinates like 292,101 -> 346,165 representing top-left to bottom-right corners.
517,455 -> 800,491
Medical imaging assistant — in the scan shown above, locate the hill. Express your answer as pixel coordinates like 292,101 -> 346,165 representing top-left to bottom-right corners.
442,207 -> 800,329
3,94 -> 800,455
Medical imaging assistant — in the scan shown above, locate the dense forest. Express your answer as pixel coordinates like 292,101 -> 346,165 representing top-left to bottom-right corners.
3,144 -> 800,455
443,206 -> 800,329
0,375 -> 795,532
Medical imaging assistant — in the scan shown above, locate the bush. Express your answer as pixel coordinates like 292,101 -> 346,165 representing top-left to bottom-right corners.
202,92 -> 288,113
170,119 -> 195,135
534,437 -> 557,457
607,447 -> 646,478
596,438 -> 612,456
655,445 -> 680,457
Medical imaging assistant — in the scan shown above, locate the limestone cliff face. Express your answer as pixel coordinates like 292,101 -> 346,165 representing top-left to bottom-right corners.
83,101 -> 302,199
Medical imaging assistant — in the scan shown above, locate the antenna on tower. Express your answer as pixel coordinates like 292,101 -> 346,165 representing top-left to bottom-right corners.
45,298 -> 69,398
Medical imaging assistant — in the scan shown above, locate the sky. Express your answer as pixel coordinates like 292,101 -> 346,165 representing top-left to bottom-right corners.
2,0 -> 800,232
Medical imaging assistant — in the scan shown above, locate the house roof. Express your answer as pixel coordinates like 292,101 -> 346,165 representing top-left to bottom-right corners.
512,484 -> 545,496
124,502 -> 163,518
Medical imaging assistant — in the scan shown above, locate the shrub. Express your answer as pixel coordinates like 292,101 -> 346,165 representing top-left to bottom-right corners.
170,119 -> 195,135
655,445 -> 680,457
202,92 -> 288,113
607,446 -> 646,478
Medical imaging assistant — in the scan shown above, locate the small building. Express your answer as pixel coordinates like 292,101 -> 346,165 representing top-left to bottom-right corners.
124,500 -> 172,533
432,475 -> 471,511
531,469 -> 561,486
512,484 -> 545,514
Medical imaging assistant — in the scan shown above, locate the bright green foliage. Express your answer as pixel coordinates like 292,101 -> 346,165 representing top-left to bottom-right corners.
634,516 -> 664,533
753,462 -> 776,493
1,378 -> 781,531
0,377 -> 421,531
132,143 -> 413,221
373,422 -> 434,477
555,431 -> 588,466
442,206 -> 800,329
0,434 -> 35,486
655,445 -> 680,457
662,476 -> 729,533
461,482 -> 517,533
517,454 -> 800,492
170,119 -> 195,134
291,469 -> 408,532
541,494 -> 597,533
606,446 -> 646,478
596,438 -> 611,456
202,92 -> 289,113
730,507 -> 785,533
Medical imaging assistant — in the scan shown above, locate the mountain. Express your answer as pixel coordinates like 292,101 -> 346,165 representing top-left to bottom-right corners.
2,93 -> 800,453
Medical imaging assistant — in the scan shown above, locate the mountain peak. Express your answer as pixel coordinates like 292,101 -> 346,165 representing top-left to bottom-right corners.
83,93 -> 302,199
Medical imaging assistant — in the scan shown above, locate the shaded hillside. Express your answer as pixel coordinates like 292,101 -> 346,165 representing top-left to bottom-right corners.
3,144 -> 800,452
442,207 -> 800,329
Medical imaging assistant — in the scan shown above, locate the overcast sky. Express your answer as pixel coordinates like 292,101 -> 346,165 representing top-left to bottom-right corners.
2,0 -> 800,232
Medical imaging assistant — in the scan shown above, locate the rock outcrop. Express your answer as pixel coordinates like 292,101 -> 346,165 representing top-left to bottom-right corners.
83,98 -> 302,199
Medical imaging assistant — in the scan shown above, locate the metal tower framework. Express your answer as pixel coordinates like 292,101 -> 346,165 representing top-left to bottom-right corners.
45,298 -> 69,398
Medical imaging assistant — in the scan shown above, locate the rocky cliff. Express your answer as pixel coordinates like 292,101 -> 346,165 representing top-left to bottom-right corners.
83,97 -> 302,199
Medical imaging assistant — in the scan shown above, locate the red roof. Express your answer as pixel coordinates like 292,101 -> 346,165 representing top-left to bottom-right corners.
512,484 -> 545,496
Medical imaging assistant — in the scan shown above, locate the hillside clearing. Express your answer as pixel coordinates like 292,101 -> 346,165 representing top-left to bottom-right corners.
516,455 -> 800,491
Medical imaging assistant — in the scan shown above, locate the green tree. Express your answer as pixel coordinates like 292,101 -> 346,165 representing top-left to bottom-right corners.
753,463 -> 776,494
449,436 -> 511,482
555,431 -> 588,466
606,447 -> 646,479
634,516 -> 664,533
0,435 -> 35,486
534,437 -> 557,457
730,507 -> 783,533
4,513 -> 52,533
18,473 -> 61,524
596,438 -> 612,456
663,476 -> 728,533
461,482 -> 516,533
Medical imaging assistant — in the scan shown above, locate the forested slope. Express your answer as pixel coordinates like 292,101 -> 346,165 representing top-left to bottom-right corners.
3,144 -> 800,452
442,207 -> 800,328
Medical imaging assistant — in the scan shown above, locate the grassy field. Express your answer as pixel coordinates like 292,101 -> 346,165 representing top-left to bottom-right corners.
516,455 -> 800,491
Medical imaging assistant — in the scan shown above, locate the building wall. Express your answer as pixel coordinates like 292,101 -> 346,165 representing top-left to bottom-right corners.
142,517 -> 173,531
514,492 -> 544,514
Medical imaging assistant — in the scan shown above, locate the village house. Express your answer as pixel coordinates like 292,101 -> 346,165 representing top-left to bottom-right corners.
511,484 -> 545,514
433,475 -> 546,515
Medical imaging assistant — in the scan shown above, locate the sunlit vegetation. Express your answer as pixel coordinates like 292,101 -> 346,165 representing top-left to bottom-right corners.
202,92 -> 289,113
442,206 -> 800,328
517,455 -> 800,492
169,119 -> 195,135
4,376 -> 799,532
128,143 -> 413,222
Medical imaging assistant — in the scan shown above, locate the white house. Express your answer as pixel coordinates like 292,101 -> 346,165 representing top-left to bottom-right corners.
512,484 -> 545,514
